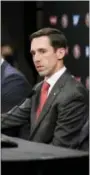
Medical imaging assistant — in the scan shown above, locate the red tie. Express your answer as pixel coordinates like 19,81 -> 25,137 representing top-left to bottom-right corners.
36,81 -> 50,119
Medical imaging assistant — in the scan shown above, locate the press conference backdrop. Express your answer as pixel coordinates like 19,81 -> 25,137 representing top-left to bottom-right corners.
1,1 -> 89,87
42,1 -> 89,89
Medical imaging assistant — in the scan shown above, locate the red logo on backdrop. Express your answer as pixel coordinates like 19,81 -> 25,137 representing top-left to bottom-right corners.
73,44 -> 81,59
49,16 -> 57,25
65,47 -> 69,55
85,77 -> 89,89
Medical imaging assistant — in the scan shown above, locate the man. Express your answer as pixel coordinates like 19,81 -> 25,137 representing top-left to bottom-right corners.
1,44 -> 18,67
1,57 -> 32,113
2,28 -> 89,150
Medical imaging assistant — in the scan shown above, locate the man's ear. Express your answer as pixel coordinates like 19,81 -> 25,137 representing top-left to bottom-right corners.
56,48 -> 66,60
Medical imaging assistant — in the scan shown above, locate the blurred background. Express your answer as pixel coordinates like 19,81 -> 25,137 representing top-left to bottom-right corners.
1,1 -> 89,88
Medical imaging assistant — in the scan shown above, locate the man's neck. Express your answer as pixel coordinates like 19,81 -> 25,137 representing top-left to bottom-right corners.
45,64 -> 65,80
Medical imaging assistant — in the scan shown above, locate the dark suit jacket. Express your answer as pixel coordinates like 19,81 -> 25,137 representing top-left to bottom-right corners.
1,69 -> 89,150
1,60 -> 31,113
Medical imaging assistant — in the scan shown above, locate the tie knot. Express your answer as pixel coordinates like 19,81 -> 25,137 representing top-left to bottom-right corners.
41,81 -> 50,92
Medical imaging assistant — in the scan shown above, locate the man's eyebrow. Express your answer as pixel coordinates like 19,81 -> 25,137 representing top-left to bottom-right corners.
30,48 -> 46,52
30,50 -> 35,54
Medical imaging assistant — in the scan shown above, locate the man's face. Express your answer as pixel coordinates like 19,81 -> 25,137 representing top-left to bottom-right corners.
30,36 -> 65,77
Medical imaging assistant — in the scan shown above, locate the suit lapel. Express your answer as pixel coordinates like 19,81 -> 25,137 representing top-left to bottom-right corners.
30,70 -> 71,138
1,61 -> 8,81
30,82 -> 43,130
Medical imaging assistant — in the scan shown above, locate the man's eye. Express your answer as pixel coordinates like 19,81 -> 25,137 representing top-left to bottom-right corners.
31,52 -> 35,56
39,49 -> 46,53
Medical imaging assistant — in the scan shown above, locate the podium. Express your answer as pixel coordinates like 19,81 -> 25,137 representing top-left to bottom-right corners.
1,135 -> 89,175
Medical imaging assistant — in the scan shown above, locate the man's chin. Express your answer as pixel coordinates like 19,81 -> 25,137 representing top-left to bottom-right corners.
38,71 -> 48,77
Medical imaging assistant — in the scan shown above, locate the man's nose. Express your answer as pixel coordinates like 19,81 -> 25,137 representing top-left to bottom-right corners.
34,53 -> 41,62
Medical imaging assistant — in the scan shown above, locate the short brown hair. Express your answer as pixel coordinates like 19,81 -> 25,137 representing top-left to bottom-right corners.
30,27 -> 67,49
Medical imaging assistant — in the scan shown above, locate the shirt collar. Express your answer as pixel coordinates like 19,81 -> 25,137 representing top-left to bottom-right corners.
45,66 -> 66,87
1,57 -> 4,65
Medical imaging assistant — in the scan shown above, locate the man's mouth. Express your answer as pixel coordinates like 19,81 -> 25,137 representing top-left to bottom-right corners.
36,66 -> 44,71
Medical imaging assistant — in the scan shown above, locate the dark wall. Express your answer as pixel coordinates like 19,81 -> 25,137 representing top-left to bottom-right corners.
1,1 -> 37,86
42,1 -> 89,87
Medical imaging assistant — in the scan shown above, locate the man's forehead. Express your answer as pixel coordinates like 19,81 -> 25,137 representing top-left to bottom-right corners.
31,36 -> 51,49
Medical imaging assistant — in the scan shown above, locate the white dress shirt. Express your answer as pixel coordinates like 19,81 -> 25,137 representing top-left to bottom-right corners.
1,57 -> 4,65
45,66 -> 66,95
